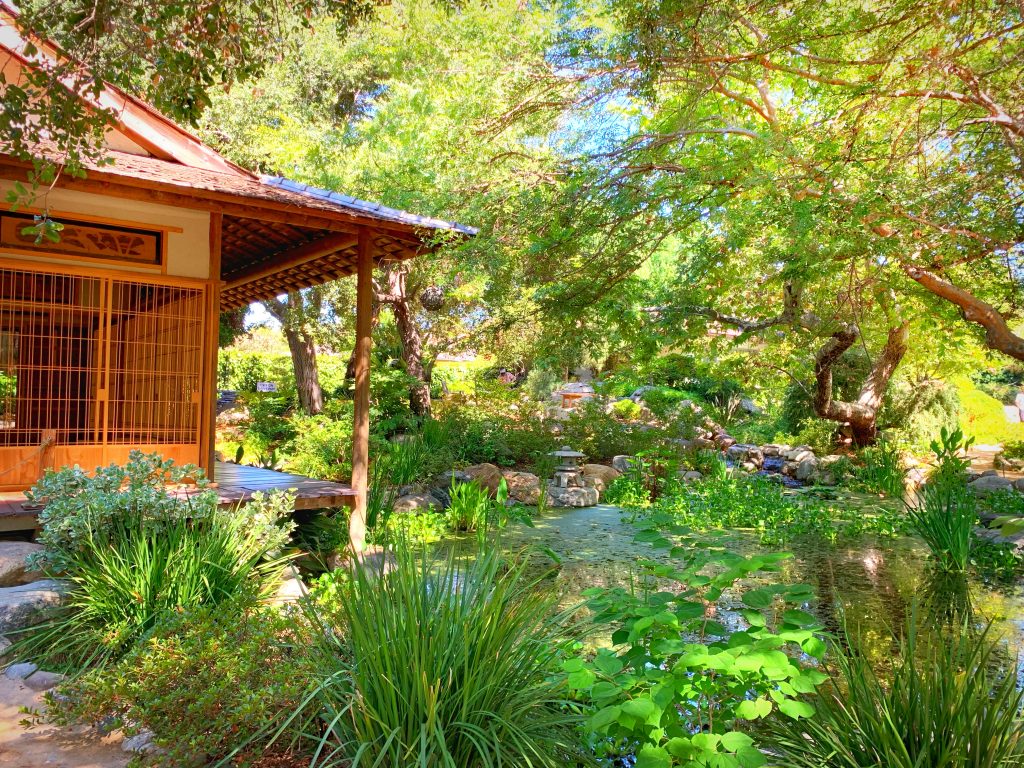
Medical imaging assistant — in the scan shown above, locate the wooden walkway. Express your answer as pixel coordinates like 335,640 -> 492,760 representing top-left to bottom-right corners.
0,462 -> 355,532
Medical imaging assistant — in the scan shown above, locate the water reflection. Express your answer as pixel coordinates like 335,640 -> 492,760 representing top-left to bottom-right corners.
443,504 -> 1024,677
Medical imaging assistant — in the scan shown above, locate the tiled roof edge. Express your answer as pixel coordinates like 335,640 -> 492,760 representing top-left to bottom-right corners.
261,176 -> 477,236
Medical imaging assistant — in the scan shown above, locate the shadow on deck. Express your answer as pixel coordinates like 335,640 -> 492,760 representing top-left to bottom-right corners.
0,462 -> 355,532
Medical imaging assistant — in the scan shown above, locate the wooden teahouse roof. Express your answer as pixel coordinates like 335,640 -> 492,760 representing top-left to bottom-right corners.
0,3 -> 475,309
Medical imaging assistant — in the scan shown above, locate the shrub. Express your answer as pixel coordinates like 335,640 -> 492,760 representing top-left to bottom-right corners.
51,600 -> 316,765
19,453 -> 294,669
278,547 -> 583,767
26,452 -> 216,573
561,400 -> 659,461
879,377 -> 959,449
766,621 -> 1024,768
285,412 -> 353,480
611,398 -> 642,420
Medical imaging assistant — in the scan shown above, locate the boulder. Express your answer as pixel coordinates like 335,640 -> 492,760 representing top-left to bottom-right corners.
0,541 -> 43,587
1014,477 -> 1024,493
0,580 -> 69,633
272,567 -> 307,606
436,469 -> 472,489
546,485 -> 599,508
582,464 -> 622,493
503,471 -> 542,505
122,730 -> 160,755
680,470 -> 704,483
1004,405 -> 1022,424
969,474 -> 1015,495
994,453 -> 1024,471
739,398 -> 762,415
464,463 -> 504,495
715,434 -> 737,450
0,636 -> 10,659
545,406 -> 572,421
692,437 -> 716,450
612,455 -> 637,474
727,444 -> 764,469
22,670 -> 65,692
4,661 -> 37,681
392,493 -> 439,514
795,457 -> 819,482
906,468 -> 928,491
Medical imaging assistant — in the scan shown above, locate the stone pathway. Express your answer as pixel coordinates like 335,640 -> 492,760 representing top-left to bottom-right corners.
0,675 -> 127,768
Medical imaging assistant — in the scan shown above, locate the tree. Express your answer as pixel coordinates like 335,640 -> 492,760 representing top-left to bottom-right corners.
1,0 -> 371,192
497,0 -> 1024,441
200,0 -> 564,412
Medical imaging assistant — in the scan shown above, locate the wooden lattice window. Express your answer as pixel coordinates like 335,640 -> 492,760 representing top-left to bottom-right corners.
0,264 -> 205,451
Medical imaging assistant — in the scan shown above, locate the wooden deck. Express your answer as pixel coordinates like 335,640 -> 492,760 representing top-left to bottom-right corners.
0,462 -> 355,532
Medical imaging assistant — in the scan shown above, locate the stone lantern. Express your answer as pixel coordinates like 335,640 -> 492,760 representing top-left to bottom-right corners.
549,445 -> 586,489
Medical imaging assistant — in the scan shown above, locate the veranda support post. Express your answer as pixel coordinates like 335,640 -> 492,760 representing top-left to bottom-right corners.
349,227 -> 373,553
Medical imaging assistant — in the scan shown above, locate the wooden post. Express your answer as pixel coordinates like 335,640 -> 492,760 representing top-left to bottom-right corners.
349,227 -> 373,553
202,212 -> 223,483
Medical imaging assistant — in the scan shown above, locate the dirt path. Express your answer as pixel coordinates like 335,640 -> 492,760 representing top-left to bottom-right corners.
0,676 -> 127,768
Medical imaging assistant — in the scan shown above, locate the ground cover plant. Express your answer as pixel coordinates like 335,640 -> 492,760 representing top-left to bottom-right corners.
618,472 -> 906,546
272,546 -> 584,767
49,598 -> 318,766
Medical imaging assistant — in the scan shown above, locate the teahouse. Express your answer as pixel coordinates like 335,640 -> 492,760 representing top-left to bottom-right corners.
0,4 -> 473,540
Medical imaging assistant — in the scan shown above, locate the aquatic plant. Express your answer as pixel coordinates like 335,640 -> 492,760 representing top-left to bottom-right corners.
855,441 -> 906,497
275,547 -> 583,767
562,520 -> 827,767
766,620 -> 1024,767
906,429 -> 977,573
635,474 -> 903,546
907,480 -> 976,573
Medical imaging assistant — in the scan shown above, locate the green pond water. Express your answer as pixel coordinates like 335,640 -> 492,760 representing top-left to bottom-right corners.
444,500 -> 1024,677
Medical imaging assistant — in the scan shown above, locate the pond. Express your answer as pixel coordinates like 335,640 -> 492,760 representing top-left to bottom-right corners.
446,500 -> 1024,679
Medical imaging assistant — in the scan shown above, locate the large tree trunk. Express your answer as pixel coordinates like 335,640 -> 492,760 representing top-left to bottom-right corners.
283,324 -> 324,415
264,292 -> 324,415
379,266 -> 431,417
813,323 -> 910,446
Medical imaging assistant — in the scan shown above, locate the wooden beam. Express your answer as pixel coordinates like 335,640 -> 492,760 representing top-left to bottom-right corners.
349,227 -> 374,554
201,211 -> 223,482
222,232 -> 358,293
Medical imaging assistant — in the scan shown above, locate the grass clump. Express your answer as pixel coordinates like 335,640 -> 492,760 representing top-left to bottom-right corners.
767,620 -> 1024,767
278,547 -> 583,767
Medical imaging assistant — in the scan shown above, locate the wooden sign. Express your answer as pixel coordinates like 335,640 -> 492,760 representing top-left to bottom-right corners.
0,213 -> 162,267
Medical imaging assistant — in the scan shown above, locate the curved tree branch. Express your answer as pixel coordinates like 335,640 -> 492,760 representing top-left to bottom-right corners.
904,265 -> 1024,361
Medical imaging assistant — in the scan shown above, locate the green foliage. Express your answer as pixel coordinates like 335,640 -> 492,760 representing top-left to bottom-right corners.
50,599 -> 316,765
956,378 -> 1024,445
561,400 -> 659,461
430,401 -> 555,468
25,451 -> 217,574
908,482 -> 976,574
285,412 -> 353,481
879,378 -> 960,449
16,483 -> 294,670
855,442 -> 906,497
766,621 -> 1024,768
906,429 -> 976,573
611,398 -> 643,421
279,547 -> 583,767
626,474 -> 906,546
446,480 -> 493,534
563,523 -> 826,767
1003,440 -> 1024,460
